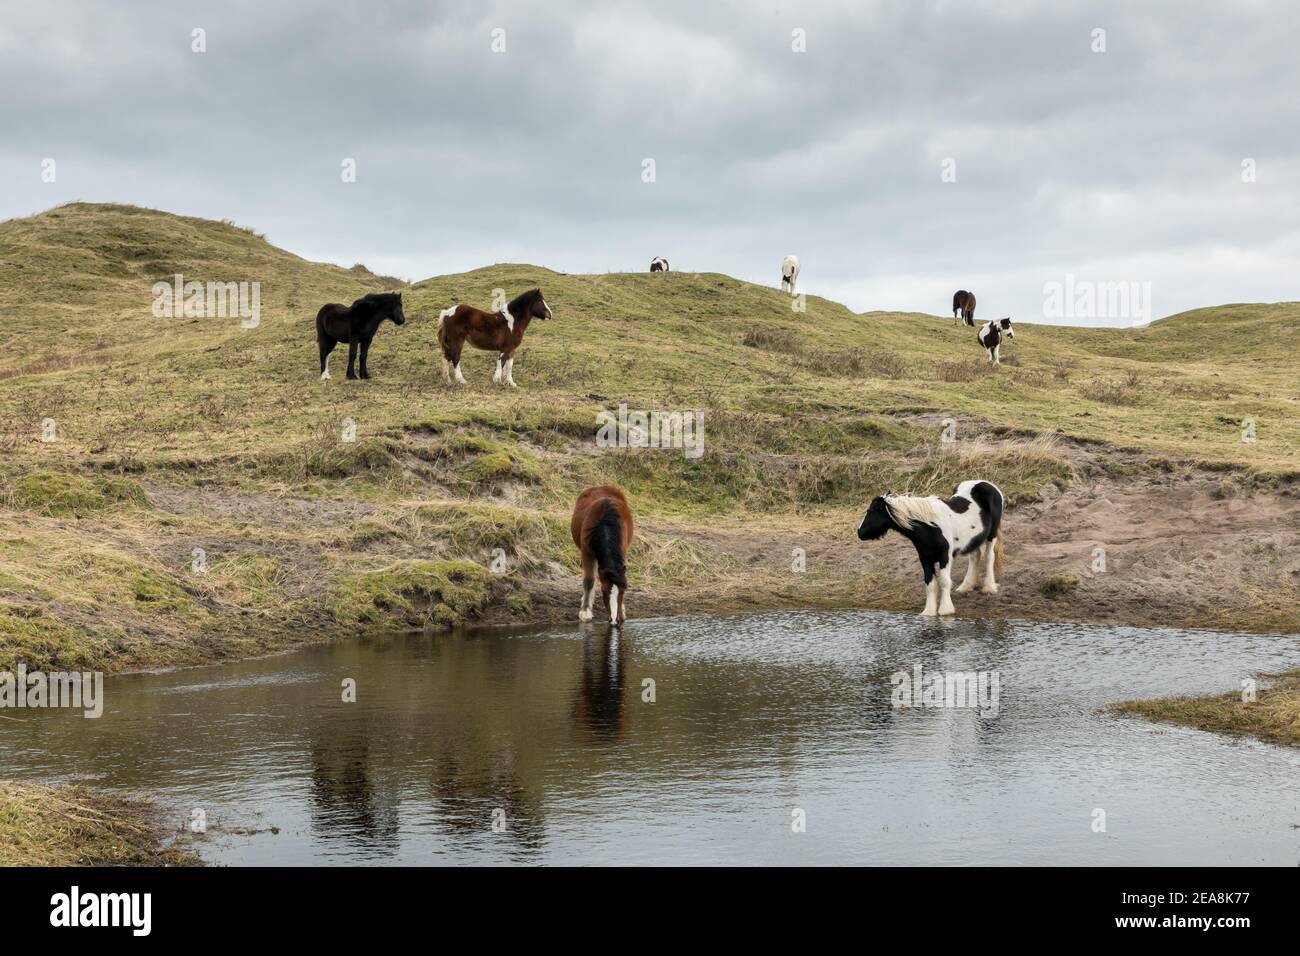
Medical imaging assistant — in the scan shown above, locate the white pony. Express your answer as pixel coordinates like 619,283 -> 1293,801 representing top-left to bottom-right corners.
781,255 -> 800,294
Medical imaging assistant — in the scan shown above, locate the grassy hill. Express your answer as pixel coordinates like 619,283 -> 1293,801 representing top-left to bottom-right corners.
0,202 -> 1297,673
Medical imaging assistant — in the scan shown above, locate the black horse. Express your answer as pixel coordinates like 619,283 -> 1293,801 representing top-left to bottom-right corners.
316,292 -> 406,380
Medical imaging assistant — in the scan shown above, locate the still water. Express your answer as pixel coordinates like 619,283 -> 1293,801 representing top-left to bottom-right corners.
5,610 -> 1299,865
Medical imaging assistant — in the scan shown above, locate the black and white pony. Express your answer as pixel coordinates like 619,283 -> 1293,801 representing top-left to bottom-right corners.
977,317 -> 1014,364
857,480 -> 1005,617
316,292 -> 406,381
781,255 -> 800,293
649,257 -> 670,273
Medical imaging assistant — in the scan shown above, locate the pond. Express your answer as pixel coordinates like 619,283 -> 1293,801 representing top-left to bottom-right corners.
4,610 -> 1299,865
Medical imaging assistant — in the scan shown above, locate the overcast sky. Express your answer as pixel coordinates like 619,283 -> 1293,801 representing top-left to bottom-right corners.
2,0 -> 1297,325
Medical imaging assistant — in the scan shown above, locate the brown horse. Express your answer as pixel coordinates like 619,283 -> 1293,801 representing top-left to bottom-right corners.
435,288 -> 552,387
570,485 -> 634,625
952,289 -> 976,326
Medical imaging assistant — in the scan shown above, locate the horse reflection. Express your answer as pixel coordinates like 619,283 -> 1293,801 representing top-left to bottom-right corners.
308,737 -> 400,850
571,630 -> 630,742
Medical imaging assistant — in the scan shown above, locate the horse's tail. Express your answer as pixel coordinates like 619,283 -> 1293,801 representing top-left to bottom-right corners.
588,500 -> 627,587
315,304 -> 336,337
436,305 -> 457,346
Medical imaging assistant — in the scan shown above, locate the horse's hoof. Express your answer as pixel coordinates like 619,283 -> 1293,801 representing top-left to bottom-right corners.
939,607 -> 956,616
578,610 -> 593,622
981,585 -> 999,595
954,584 -> 973,594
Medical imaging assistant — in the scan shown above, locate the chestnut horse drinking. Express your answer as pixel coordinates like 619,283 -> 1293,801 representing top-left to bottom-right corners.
570,485 -> 634,625
436,288 -> 552,387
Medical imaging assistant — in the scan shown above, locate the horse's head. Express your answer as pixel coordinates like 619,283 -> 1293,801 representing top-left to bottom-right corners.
388,293 -> 406,326
1000,317 -> 1013,339
857,496 -> 893,541
506,288 -> 552,323
531,288 -> 552,321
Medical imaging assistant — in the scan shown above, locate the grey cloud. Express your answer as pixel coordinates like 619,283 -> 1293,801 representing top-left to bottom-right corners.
1,0 -> 1296,324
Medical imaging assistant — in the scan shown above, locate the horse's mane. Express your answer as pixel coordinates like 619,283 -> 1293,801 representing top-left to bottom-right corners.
884,495 -> 938,530
587,500 -> 627,586
350,291 -> 400,316
507,288 -> 541,313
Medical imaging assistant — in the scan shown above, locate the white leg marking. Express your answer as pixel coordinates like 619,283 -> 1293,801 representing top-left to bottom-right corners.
938,566 -> 956,616
504,357 -> 516,387
578,580 -> 595,621
321,354 -> 331,380
441,357 -> 450,384
454,363 -> 467,385
922,576 -> 939,617
492,356 -> 503,384
981,540 -> 999,593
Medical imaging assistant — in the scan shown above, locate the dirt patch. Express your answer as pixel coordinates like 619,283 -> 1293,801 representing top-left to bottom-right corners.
142,481 -> 377,528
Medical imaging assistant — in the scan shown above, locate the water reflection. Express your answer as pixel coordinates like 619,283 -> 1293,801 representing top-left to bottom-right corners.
307,735 -> 400,856
571,630 -> 629,743
2,610 -> 1298,865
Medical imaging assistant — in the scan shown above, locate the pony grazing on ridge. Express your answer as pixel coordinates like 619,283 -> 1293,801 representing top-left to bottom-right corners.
435,288 -> 552,387
316,292 -> 406,380
952,290 -> 976,326
781,255 -> 800,293
571,485 -> 634,625
857,480 -> 1005,617
649,257 -> 670,272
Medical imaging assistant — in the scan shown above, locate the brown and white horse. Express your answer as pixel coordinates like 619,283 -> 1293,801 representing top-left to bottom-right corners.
435,288 -> 552,387
570,485 -> 634,625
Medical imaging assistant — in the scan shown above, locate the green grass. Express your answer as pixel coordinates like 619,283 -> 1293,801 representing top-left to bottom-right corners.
330,559 -> 495,630
4,472 -> 147,517
1114,670 -> 1300,747
1039,572 -> 1081,596
0,202 -> 1296,672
